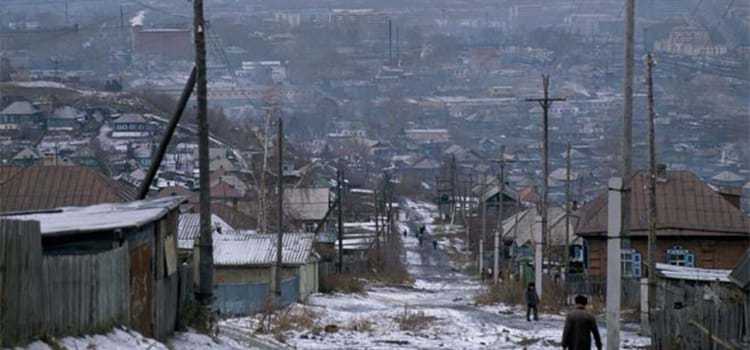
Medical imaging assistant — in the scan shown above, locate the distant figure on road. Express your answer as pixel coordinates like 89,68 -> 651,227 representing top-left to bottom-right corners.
562,295 -> 602,350
403,229 -> 408,238
418,235 -> 423,246
432,239 -> 437,250
486,268 -> 493,283
526,283 -> 539,322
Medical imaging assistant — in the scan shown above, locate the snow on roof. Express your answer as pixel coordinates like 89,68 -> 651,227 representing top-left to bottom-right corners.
711,171 -> 745,183
213,233 -> 315,266
5,196 -> 185,236
115,113 -> 147,124
1,101 -> 39,115
656,263 -> 732,283
178,213 -> 235,249
52,106 -> 83,119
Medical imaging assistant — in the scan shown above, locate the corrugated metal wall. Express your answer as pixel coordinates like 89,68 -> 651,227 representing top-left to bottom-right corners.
214,277 -> 300,316
42,245 -> 130,336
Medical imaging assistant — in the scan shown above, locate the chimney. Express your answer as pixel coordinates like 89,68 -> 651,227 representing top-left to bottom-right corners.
656,164 -> 668,182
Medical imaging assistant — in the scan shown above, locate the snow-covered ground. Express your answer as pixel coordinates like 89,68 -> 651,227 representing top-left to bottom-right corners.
220,199 -> 650,349
16,327 -> 258,350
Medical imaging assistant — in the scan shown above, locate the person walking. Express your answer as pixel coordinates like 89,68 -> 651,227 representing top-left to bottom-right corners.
487,267 -> 493,283
432,239 -> 438,250
562,295 -> 602,350
526,283 -> 539,321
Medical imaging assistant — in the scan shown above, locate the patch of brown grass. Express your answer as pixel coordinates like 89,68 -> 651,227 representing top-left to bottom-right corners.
474,277 -> 525,306
394,305 -> 436,331
272,307 -> 319,332
321,273 -> 367,295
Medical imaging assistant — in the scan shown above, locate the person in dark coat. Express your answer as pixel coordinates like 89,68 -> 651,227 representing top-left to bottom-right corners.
562,295 -> 602,350
526,283 -> 539,321
432,239 -> 438,250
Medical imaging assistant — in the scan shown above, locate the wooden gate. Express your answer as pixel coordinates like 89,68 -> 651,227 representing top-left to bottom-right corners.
129,243 -> 152,337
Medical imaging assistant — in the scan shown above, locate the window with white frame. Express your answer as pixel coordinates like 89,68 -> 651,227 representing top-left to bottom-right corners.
666,245 -> 694,267
621,249 -> 641,277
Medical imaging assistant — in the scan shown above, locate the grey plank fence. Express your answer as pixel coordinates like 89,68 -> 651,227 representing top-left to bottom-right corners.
0,220 -> 44,347
153,269 -> 179,340
42,245 -> 130,336
652,280 -> 750,350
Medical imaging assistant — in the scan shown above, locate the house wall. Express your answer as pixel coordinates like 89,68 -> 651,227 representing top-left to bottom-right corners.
214,266 -> 297,284
298,259 -> 319,301
586,236 -> 749,277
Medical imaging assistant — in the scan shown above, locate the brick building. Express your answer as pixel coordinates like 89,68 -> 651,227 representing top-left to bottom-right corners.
576,170 -> 749,278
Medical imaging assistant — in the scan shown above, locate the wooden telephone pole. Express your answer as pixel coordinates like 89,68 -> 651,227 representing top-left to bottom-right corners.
490,145 -> 511,284
564,143 -> 572,279
645,52 -> 658,336
337,167 -> 344,273
525,75 -> 565,298
275,119 -> 284,297
194,0 -> 213,306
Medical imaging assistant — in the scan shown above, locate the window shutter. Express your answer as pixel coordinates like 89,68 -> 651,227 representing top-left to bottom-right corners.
633,253 -> 642,277
686,254 -> 695,268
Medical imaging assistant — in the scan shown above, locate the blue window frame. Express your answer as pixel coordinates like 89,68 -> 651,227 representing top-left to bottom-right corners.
622,249 -> 641,277
666,245 -> 694,267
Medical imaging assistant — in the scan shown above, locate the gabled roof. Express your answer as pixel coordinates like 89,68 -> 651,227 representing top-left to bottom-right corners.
729,249 -> 750,289
0,101 -> 39,115
711,170 -> 745,183
52,106 -> 83,120
502,206 -> 577,246
576,170 -> 750,237
213,233 -> 315,266
114,113 -> 147,124
410,157 -> 440,170
3,196 -> 185,237
12,147 -> 42,160
178,213 -> 236,249
0,165 -> 136,213
549,167 -> 579,182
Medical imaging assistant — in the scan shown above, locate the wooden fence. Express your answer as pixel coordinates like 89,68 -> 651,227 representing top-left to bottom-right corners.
0,220 -> 44,347
652,280 -> 749,350
42,245 -> 130,336
566,274 -> 641,308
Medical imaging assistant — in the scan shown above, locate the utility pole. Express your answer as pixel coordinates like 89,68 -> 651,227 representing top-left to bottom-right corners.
645,52 -> 657,338
374,189 -> 380,268
564,143 -> 571,280
490,145 -> 509,284
120,5 -> 124,30
622,0 -> 635,254
65,0 -> 69,26
480,172 -> 487,274
606,178 -> 624,350
451,154 -> 457,223
337,167 -> 344,273
388,19 -> 393,65
275,118 -> 284,297
526,75 -> 565,295
194,0 -> 213,306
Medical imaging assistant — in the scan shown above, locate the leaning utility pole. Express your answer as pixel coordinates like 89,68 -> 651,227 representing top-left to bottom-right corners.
337,167 -> 344,272
526,75 -> 565,295
645,52 -> 658,336
275,118 -> 284,297
194,0 -> 213,306
564,143 -> 571,279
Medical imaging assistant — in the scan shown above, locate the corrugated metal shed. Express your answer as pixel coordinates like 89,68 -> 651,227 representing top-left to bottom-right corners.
4,196 -> 185,236
577,170 -> 750,237
178,213 -> 243,250
214,233 -> 314,266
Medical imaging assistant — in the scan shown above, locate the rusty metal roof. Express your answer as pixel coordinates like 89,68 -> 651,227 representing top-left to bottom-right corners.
213,233 -> 315,266
0,165 -> 136,213
576,170 -> 750,237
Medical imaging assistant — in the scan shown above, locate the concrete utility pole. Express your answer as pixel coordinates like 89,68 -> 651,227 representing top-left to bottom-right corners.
606,178 -> 624,350
621,0 -> 635,252
194,0 -> 213,305
525,75 -> 566,291
564,143 -> 571,279
645,52 -> 657,336
337,167 -> 344,272
275,118 -> 284,297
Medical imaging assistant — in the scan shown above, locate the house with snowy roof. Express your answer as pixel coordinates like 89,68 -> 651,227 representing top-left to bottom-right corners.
0,100 -> 43,133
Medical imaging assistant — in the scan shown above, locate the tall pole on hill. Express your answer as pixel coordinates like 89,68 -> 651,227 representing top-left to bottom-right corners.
622,0 -> 635,250
275,118 -> 284,297
564,143 -> 571,280
337,167 -> 344,273
645,53 -> 658,337
194,0 -> 213,306
526,75 -> 565,298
